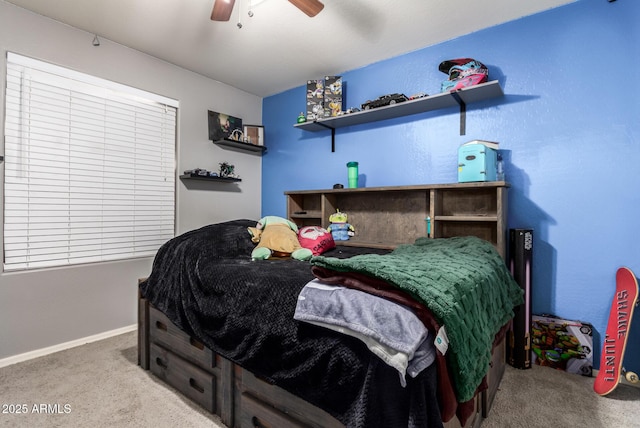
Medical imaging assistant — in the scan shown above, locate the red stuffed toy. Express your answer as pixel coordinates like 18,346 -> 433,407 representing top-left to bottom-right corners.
298,225 -> 336,256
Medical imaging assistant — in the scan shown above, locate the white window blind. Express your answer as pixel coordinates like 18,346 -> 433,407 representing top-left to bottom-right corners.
4,52 -> 177,271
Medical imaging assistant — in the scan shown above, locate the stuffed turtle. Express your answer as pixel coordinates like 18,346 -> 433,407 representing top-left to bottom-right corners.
248,216 -> 313,261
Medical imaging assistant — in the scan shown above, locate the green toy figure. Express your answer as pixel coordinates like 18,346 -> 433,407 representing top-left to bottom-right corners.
327,210 -> 355,241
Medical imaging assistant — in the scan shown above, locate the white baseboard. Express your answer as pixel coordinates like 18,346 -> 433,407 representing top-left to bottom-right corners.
591,368 -> 640,389
0,324 -> 137,369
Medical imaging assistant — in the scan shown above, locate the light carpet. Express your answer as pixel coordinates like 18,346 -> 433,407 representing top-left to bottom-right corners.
0,331 -> 224,428
0,331 -> 638,427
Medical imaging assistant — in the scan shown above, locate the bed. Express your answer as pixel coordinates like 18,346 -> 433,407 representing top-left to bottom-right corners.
138,183 -> 521,428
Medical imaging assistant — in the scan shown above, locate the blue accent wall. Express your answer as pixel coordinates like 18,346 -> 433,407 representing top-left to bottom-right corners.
263,0 -> 640,372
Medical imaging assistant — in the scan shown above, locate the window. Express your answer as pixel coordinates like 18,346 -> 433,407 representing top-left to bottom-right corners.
4,53 -> 177,271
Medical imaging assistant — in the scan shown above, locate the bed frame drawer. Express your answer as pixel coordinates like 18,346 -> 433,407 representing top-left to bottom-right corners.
240,393 -> 307,428
150,343 -> 217,413
239,367 -> 343,428
482,337 -> 506,418
149,306 -> 216,371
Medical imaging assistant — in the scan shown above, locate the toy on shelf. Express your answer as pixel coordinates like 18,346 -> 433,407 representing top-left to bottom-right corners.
219,161 -> 240,179
361,93 -> 408,110
306,79 -> 324,120
183,168 -> 218,177
324,76 -> 342,117
439,58 -> 488,93
327,210 -> 355,241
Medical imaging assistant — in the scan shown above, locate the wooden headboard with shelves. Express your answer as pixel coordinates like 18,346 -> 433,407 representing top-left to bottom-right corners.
286,182 -> 509,258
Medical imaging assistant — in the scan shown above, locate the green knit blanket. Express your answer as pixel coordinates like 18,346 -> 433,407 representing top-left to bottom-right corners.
311,236 -> 524,402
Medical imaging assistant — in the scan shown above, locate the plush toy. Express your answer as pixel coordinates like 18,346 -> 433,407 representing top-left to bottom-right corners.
298,225 -> 336,256
327,210 -> 355,241
248,216 -> 313,261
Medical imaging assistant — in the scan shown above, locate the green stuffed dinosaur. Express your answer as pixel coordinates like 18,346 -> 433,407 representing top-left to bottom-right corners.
247,216 -> 313,261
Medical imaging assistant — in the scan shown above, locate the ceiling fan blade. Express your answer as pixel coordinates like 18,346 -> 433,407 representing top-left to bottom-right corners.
211,0 -> 235,21
288,0 -> 324,17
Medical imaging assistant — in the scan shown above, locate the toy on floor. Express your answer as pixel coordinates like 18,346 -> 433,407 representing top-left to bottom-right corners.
327,210 -> 354,241
248,216 -> 313,261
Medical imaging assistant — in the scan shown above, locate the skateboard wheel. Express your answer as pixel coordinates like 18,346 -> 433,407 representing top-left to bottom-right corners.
625,371 -> 638,383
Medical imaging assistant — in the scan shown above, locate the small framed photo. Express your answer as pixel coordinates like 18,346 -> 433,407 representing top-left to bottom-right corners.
243,125 -> 265,146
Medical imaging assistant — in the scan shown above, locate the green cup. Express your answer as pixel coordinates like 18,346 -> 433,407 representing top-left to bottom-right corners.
347,161 -> 359,188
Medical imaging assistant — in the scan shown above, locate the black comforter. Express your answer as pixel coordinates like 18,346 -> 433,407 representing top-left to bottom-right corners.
140,220 -> 443,428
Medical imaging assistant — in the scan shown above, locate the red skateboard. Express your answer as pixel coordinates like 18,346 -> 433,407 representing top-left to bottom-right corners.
593,267 -> 639,396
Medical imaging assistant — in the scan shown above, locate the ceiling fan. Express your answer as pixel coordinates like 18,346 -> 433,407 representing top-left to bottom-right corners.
211,0 -> 324,21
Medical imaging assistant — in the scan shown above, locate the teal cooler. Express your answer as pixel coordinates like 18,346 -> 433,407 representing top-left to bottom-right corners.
458,141 -> 497,182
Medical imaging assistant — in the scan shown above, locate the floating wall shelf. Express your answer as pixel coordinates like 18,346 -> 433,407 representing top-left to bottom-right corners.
294,80 -> 504,152
213,139 -> 266,154
180,174 -> 241,183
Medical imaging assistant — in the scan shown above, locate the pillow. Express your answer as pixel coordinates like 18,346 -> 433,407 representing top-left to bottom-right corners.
298,226 -> 336,256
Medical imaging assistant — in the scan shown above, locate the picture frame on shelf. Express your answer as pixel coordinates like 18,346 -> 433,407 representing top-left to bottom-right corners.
243,125 -> 265,146
208,110 -> 243,141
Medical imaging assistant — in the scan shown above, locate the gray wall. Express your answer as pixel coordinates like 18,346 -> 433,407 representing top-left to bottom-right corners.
0,1 -> 262,360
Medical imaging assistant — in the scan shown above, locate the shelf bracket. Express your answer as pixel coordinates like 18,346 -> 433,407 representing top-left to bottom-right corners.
330,127 -> 335,152
314,122 -> 336,152
450,92 -> 467,135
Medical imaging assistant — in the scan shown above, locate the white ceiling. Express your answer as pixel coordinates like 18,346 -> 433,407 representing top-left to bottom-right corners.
5,0 -> 574,98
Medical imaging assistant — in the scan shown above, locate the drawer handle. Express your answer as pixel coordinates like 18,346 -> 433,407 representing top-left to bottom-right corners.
155,321 -> 167,331
189,378 -> 205,394
155,357 -> 168,369
251,416 -> 266,428
189,337 -> 205,350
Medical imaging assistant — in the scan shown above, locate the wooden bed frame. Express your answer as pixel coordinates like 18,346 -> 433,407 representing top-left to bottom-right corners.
138,182 -> 510,428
